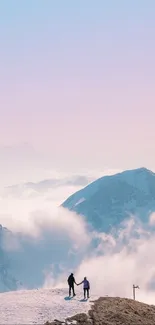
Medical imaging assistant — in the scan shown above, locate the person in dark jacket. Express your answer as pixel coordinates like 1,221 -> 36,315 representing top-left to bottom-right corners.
67,273 -> 77,297
78,276 -> 90,299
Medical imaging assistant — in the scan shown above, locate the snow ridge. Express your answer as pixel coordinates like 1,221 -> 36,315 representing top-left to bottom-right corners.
0,288 -> 98,324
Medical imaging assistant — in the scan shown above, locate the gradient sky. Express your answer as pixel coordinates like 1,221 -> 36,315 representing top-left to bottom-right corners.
0,0 -> 155,172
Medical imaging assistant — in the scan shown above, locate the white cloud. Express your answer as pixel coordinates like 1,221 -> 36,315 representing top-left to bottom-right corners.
0,195 -> 89,245
73,218 -> 155,304
42,214 -> 155,305
0,184 -> 90,290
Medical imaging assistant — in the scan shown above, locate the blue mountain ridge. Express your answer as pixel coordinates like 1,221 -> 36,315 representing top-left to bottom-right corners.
62,167 -> 155,232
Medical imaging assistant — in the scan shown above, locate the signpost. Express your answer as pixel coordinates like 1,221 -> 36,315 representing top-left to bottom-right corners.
133,284 -> 140,300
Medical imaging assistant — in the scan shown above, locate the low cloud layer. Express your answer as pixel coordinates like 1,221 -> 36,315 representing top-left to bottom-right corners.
0,177 -> 91,291
75,217 -> 155,301
43,216 -> 155,305
1,170 -> 155,305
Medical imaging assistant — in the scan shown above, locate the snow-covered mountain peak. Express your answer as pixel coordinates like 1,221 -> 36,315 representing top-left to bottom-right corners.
62,167 -> 155,232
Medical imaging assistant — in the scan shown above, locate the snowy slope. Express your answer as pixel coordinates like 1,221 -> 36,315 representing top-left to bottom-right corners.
0,288 -> 98,324
62,167 -> 155,232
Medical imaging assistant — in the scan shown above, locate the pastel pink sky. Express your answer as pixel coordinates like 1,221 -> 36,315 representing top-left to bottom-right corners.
0,0 -> 155,174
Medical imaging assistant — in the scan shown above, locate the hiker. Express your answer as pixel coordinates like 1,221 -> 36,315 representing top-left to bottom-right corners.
67,273 -> 77,297
78,276 -> 90,299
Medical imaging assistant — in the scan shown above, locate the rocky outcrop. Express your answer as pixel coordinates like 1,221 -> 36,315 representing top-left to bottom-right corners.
45,296 -> 155,325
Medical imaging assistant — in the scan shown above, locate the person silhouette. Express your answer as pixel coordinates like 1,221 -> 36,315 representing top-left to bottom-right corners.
67,273 -> 77,297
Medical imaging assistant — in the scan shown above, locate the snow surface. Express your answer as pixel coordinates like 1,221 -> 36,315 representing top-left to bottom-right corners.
74,197 -> 86,206
0,287 -> 98,324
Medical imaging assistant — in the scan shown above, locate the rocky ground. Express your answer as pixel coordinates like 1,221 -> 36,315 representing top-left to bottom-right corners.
45,296 -> 155,325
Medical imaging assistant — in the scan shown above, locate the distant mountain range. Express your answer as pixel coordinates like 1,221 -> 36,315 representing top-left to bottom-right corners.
62,167 -> 155,232
1,175 -> 94,197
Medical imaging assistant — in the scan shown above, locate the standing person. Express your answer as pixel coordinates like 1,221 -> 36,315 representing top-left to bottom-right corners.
78,277 -> 90,299
67,273 -> 77,297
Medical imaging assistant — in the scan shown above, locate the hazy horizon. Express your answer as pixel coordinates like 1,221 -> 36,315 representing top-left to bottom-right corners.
0,142 -> 155,188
